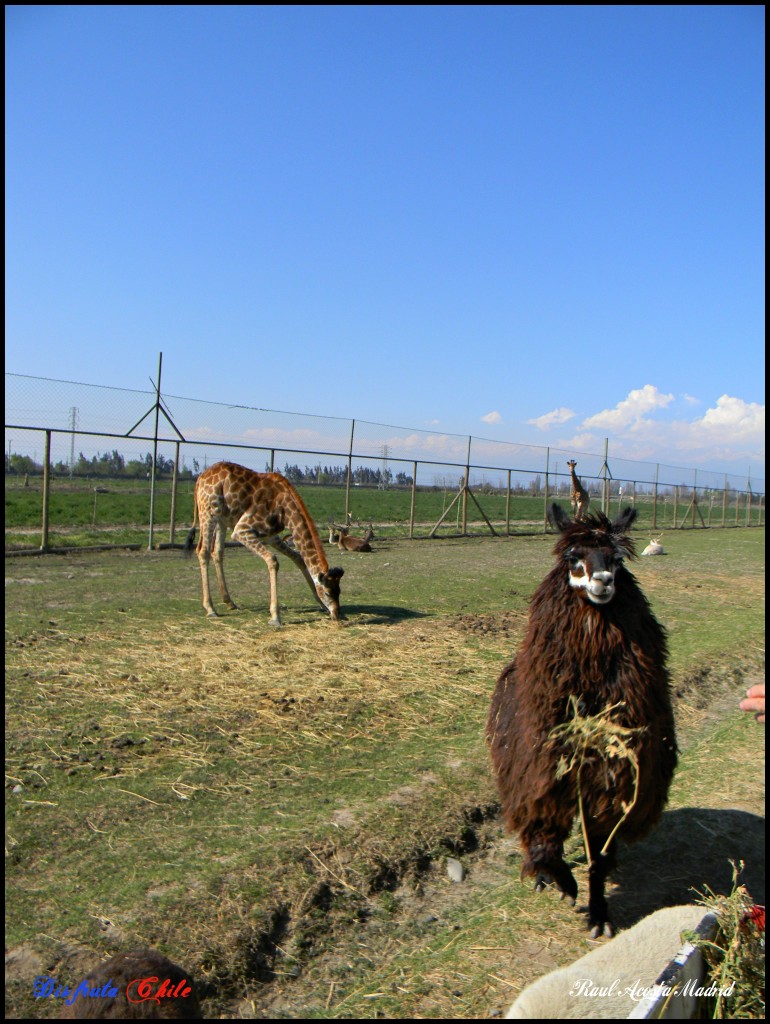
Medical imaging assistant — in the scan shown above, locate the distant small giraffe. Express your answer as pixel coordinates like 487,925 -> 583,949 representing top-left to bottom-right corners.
185,462 -> 343,626
567,460 -> 590,520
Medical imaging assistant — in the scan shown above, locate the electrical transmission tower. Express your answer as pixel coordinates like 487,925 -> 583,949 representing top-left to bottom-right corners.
68,407 -> 79,475
380,444 -> 390,489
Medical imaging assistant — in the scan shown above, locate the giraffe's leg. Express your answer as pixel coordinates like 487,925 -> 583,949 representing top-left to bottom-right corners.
197,512 -> 220,618
212,519 -> 237,610
231,520 -> 282,626
269,536 -> 326,609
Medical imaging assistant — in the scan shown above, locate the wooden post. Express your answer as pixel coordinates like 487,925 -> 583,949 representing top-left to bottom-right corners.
148,352 -> 162,551
40,429 -> 51,552
345,419 -> 355,522
409,461 -> 417,539
543,448 -> 550,532
652,465 -> 659,530
691,471 -> 697,528
461,436 -> 471,534
673,486 -> 678,529
169,441 -> 180,544
505,469 -> 511,535
722,476 -> 727,528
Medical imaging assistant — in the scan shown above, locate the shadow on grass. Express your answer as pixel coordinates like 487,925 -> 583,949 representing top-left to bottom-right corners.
340,604 -> 429,624
609,807 -> 765,929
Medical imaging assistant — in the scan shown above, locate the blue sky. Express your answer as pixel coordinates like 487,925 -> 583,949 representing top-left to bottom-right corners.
5,5 -> 765,477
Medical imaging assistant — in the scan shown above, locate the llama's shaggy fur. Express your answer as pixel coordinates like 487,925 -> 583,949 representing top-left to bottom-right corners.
58,950 -> 202,1019
505,904 -> 714,1019
487,504 -> 677,936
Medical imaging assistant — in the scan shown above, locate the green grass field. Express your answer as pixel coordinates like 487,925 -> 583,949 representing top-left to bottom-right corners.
4,526 -> 765,1018
5,474 -> 762,551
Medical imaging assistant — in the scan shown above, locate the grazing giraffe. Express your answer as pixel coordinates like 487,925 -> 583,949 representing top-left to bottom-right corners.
567,460 -> 591,520
185,462 -> 343,626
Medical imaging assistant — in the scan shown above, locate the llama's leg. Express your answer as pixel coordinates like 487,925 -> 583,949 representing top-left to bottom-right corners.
231,520 -> 282,626
586,836 -> 617,938
520,823 -> 578,905
212,519 -> 237,610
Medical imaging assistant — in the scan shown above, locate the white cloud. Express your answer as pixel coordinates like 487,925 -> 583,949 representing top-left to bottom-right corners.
527,407 -> 576,431
697,395 -> 764,440
555,391 -> 765,469
481,410 -> 502,425
582,385 -> 674,431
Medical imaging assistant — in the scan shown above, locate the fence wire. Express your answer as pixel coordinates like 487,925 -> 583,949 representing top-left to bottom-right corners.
5,372 -> 764,551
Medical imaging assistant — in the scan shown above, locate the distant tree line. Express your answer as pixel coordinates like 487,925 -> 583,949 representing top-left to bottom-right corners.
4,451 -> 413,487
5,449 -> 195,479
4,450 -> 754,501
280,463 -> 413,487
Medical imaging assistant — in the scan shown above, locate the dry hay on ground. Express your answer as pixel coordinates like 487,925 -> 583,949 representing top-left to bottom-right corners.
6,616 -> 516,784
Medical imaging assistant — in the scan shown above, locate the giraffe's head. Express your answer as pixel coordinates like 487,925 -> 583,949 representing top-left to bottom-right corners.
567,459 -> 577,471
315,567 -> 344,620
548,503 -> 637,606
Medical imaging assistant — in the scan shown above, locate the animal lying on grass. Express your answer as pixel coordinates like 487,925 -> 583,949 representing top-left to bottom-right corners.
487,504 -> 678,937
329,521 -> 375,551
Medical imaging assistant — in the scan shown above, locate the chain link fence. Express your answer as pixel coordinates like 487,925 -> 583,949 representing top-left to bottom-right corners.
5,371 -> 764,553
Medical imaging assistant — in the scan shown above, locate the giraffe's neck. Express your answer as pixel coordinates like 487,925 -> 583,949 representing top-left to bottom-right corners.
284,489 -> 329,577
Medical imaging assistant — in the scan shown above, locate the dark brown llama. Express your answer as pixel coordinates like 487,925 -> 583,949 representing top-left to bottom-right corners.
486,503 -> 677,937
58,949 -> 202,1018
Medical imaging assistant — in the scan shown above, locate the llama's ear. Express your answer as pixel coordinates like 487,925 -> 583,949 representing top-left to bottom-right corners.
548,503 -> 572,532
613,506 -> 638,532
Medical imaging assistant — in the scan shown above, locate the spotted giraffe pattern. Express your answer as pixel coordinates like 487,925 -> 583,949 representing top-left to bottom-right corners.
567,460 -> 591,521
187,462 -> 343,626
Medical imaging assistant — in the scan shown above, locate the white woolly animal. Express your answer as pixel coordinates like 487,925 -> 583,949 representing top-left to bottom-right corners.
641,538 -> 665,556
505,904 -> 711,1019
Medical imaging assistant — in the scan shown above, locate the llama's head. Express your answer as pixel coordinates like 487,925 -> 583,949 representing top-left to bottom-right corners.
548,503 -> 637,606
315,566 -> 344,620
